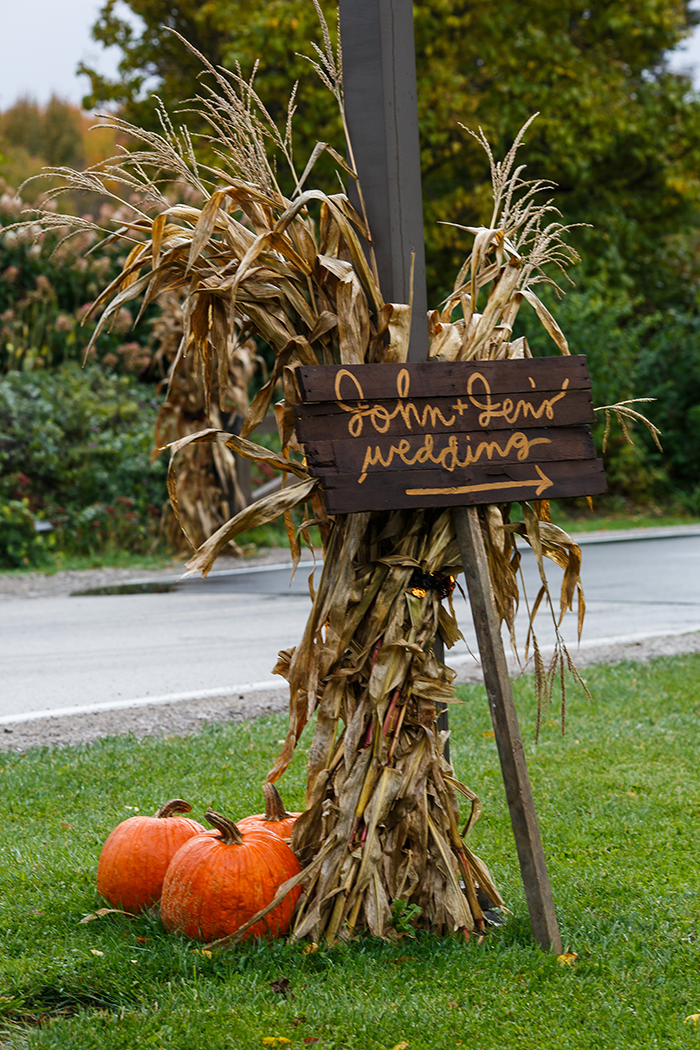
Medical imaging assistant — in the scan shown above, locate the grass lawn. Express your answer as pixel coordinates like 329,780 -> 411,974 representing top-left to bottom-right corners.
550,508 -> 700,532
1,654 -> 699,1048
2,509 -> 699,580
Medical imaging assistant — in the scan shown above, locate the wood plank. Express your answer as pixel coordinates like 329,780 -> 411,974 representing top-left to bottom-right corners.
453,504 -> 562,953
318,458 -> 607,514
305,426 -> 597,474
296,356 -> 592,403
294,389 -> 595,442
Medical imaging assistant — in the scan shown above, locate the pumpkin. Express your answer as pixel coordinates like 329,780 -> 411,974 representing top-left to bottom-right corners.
160,808 -> 302,942
97,799 -> 205,913
238,782 -> 301,840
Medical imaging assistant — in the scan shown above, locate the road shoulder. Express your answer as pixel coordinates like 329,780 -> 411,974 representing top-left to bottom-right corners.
2,630 -> 698,753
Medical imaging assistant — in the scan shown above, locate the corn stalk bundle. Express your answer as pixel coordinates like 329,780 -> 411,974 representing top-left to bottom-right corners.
9,21 -> 660,941
150,293 -> 259,551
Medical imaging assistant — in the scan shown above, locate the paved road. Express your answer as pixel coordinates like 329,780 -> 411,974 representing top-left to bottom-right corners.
1,529 -> 699,722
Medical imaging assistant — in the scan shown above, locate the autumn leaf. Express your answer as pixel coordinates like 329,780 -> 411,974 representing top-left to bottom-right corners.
262,1040 -> 292,1047
685,1014 -> 700,1027
557,952 -> 578,966
79,907 -> 136,924
90,949 -> 104,957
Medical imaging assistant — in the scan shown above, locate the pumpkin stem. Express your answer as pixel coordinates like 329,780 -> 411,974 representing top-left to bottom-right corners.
155,799 -> 193,819
205,809 -> 244,845
263,782 -> 292,823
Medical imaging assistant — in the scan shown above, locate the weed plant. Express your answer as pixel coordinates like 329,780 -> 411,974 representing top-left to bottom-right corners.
0,654 -> 698,1048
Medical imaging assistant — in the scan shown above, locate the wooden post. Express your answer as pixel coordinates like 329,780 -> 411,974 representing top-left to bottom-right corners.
339,0 -> 561,951
453,506 -> 562,953
339,0 -> 448,739
339,0 -> 429,360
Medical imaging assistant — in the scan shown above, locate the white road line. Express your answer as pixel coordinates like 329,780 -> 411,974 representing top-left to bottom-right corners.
446,624 -> 700,666
5,624 -> 699,727
0,680 -> 283,726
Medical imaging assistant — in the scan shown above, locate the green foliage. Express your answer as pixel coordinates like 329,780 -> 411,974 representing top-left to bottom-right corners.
76,0 -> 700,510
0,498 -> 53,569
0,97 -> 85,188
1,98 -> 45,159
42,97 -> 86,169
81,0 -> 700,308
391,898 -> 423,937
635,311 -> 700,493
1,653 -> 699,1046
0,365 -> 167,555
414,0 -> 700,309
517,281 -> 700,503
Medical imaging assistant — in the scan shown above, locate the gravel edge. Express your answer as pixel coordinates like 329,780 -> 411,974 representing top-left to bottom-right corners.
3,631 -> 698,753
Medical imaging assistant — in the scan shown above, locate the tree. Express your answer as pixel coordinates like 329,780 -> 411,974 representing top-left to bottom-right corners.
1,98 -> 44,158
81,0 -> 700,307
43,97 -> 85,168
1,96 -> 85,169
78,0 -> 700,502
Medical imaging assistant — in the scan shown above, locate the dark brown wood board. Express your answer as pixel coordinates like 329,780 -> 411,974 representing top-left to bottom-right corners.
294,390 -> 595,441
304,426 -> 596,473
296,356 -> 592,402
318,458 -> 606,514
294,357 -> 606,513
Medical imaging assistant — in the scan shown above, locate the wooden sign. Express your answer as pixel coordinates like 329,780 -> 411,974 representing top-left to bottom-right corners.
295,356 -> 606,514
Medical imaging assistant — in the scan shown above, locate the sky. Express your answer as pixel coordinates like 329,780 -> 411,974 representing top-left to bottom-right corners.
2,0 -> 700,111
0,0 -> 141,110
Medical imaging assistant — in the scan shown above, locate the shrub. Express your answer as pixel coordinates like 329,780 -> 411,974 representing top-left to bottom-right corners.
0,498 -> 53,569
0,179 -> 156,375
0,365 -> 167,556
513,279 -> 694,505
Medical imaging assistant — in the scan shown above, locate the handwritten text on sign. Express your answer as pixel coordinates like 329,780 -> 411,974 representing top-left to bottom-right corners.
294,358 -> 606,514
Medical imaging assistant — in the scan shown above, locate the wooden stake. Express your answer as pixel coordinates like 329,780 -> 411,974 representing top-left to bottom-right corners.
452,505 -> 562,953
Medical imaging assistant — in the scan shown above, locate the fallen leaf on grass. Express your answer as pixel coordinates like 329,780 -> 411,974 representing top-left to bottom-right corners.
685,1014 -> 700,1026
557,953 -> 578,966
79,908 -> 136,924
270,978 -> 294,999
201,950 -> 212,958
387,1043 -> 410,1050
302,942 -> 318,954
90,949 -> 104,957
262,1040 -> 291,1047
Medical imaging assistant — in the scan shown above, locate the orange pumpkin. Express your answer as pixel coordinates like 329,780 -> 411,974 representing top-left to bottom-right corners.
238,782 -> 301,840
97,799 -> 205,913
160,808 -> 302,942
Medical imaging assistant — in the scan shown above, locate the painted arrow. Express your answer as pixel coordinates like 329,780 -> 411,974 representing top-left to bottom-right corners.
405,463 -> 554,498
